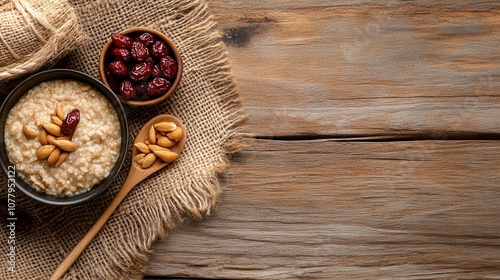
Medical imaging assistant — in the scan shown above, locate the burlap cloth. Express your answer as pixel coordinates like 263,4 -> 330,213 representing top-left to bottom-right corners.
0,0 -> 244,279
0,0 -> 87,81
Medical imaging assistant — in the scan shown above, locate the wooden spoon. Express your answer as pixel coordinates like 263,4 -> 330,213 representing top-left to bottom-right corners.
50,114 -> 186,280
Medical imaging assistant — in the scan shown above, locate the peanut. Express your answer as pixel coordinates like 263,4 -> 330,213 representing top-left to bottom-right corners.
23,124 -> 38,139
154,122 -> 176,132
167,127 -> 183,142
134,143 -> 150,153
36,145 -> 56,159
135,121 -> 183,169
47,148 -> 61,165
153,150 -> 178,163
42,123 -> 62,137
157,136 -> 175,148
148,125 -> 156,145
38,129 -> 48,145
53,139 -> 78,152
133,153 -> 147,164
55,103 -> 65,120
55,152 -> 69,167
51,115 -> 63,126
141,153 -> 156,168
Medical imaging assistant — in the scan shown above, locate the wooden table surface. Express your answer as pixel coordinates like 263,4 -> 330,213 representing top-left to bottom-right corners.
145,1 -> 500,279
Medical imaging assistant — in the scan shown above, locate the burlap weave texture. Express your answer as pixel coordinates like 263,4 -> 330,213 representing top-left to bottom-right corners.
0,0 -> 244,279
0,0 -> 86,81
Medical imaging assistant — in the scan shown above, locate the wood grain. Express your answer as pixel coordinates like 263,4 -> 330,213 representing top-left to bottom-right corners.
210,0 -> 500,138
145,0 -> 500,279
147,139 -> 500,279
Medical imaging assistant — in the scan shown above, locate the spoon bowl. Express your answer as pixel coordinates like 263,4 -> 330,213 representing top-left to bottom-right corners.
50,114 -> 186,279
130,114 -> 187,181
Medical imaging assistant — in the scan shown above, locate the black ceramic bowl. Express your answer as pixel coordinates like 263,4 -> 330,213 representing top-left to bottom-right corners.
0,69 -> 129,206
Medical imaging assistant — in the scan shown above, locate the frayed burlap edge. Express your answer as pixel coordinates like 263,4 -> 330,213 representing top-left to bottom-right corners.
84,2 -> 247,279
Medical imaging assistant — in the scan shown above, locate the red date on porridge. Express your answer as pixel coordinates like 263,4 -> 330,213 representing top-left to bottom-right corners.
61,108 -> 80,136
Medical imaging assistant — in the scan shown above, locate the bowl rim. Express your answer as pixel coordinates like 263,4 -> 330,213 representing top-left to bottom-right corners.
0,69 -> 129,206
99,26 -> 183,107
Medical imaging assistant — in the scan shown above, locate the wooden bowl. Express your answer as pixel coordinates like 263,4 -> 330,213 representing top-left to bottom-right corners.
98,27 -> 183,107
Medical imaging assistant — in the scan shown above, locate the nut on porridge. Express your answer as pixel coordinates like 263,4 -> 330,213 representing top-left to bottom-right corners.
4,79 -> 121,196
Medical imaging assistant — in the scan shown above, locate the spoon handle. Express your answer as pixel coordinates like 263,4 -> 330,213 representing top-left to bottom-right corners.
50,172 -> 144,280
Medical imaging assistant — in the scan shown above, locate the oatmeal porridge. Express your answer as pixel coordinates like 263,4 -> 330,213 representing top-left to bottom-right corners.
4,79 -> 121,196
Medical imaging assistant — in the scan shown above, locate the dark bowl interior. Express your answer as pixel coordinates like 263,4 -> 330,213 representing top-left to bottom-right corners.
0,69 -> 129,206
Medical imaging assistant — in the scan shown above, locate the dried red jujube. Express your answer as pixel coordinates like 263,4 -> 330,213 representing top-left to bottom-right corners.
129,62 -> 152,82
136,32 -> 155,46
109,61 -> 128,77
159,56 -> 177,80
144,57 -> 155,66
106,31 -> 178,101
147,77 -> 171,96
151,64 -> 162,77
105,68 -> 120,92
61,109 -> 80,136
131,41 -> 149,62
110,47 -> 131,62
150,40 -> 169,59
111,33 -> 134,49
120,80 -> 137,99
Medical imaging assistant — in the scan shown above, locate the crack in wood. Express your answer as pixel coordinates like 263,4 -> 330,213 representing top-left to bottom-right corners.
251,133 -> 500,142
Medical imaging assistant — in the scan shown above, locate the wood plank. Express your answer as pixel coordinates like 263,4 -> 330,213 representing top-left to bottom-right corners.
208,0 -> 499,11
146,139 -> 500,279
207,1 -> 500,138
